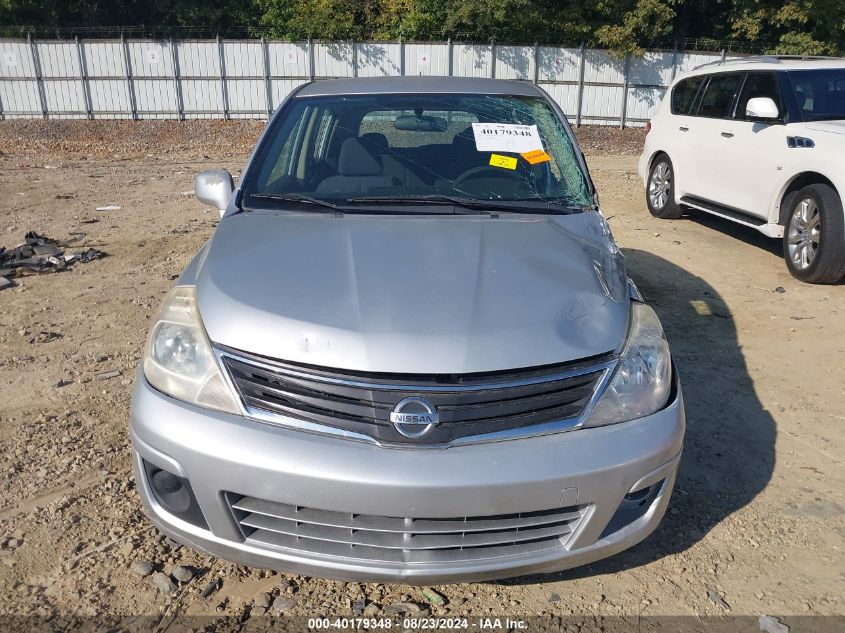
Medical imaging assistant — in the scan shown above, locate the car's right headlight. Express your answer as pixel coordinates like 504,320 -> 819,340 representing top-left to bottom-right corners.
583,302 -> 672,427
143,286 -> 240,414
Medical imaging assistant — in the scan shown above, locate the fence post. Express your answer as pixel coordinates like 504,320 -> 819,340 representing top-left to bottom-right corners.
351,39 -> 358,77
308,37 -> 314,80
170,39 -> 184,121
262,37 -> 273,118
121,34 -> 138,120
217,35 -> 230,120
447,38 -> 453,76
76,37 -> 93,120
490,39 -> 496,79
28,34 -> 48,119
620,54 -> 630,129
575,43 -> 586,127
532,42 -> 539,84
399,38 -> 404,76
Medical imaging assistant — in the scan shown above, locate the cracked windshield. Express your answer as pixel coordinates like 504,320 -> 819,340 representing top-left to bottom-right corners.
243,93 -> 593,211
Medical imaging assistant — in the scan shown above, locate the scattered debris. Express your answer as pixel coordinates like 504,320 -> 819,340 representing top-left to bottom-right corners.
774,286 -> 786,294
54,378 -> 73,388
95,204 -> 121,211
130,560 -> 154,577
31,331 -> 62,344
199,578 -> 221,599
706,586 -> 731,610
759,615 -> 789,633
0,231 -> 105,280
95,369 -> 121,381
547,593 -> 561,604
254,593 -> 272,609
0,276 -> 13,291
421,588 -> 446,606
351,598 -> 367,615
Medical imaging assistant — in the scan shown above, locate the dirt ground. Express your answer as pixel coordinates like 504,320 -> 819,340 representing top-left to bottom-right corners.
0,122 -> 843,630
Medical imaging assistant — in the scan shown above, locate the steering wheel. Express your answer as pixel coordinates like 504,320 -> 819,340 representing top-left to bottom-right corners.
453,165 -> 520,188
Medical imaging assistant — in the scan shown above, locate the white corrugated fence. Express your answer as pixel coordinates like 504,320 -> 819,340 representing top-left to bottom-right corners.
0,38 -> 734,126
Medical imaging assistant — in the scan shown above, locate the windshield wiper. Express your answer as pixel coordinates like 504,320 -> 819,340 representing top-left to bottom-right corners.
347,195 -> 582,215
249,193 -> 344,211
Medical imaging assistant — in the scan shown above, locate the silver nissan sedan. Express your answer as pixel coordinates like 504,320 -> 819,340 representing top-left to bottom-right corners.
130,76 -> 685,584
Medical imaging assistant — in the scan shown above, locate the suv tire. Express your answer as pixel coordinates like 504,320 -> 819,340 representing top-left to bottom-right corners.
783,183 -> 845,284
646,156 -> 682,219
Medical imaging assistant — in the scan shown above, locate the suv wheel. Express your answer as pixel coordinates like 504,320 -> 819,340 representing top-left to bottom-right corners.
784,184 -> 845,284
646,156 -> 682,219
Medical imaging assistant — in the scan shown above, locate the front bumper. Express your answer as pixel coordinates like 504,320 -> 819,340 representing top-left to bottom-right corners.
130,373 -> 684,584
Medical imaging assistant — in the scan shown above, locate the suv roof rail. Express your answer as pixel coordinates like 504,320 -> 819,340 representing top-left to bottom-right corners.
693,54 -> 844,71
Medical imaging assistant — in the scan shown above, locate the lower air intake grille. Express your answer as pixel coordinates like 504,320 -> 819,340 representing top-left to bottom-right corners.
229,495 -> 585,564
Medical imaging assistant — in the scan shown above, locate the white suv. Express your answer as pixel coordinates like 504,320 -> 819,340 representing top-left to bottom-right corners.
639,57 -> 845,284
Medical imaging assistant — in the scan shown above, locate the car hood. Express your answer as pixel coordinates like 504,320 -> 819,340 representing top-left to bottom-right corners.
195,211 -> 629,374
805,120 -> 845,136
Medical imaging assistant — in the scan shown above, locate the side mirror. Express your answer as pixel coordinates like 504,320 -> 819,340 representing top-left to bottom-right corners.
195,169 -> 234,218
746,97 -> 780,121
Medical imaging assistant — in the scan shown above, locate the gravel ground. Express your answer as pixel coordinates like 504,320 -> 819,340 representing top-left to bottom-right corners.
0,122 -> 843,631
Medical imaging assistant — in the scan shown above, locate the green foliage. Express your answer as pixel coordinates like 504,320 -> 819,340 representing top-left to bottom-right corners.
1,0 -> 842,57
729,0 -> 845,55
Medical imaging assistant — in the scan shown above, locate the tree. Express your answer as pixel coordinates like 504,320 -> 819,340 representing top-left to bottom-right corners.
729,0 -> 845,55
593,0 -> 677,56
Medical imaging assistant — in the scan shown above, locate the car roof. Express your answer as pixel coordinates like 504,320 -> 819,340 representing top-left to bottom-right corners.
681,57 -> 845,78
295,76 -> 545,98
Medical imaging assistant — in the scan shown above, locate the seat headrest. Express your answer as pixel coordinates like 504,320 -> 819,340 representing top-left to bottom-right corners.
360,133 -> 389,153
338,137 -> 382,176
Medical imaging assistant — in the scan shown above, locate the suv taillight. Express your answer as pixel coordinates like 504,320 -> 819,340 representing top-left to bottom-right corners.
644,121 -> 652,136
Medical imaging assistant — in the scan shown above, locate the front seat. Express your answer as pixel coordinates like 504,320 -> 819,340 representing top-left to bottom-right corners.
316,137 -> 397,195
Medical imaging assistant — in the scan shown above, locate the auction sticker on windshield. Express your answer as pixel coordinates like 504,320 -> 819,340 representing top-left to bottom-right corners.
472,123 -> 544,153
489,154 -> 518,170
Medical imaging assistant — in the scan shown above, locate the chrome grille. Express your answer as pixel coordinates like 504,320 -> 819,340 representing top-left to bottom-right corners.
219,346 -> 612,445
229,495 -> 585,564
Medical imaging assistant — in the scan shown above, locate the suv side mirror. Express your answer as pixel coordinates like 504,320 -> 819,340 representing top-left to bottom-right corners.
195,170 -> 234,217
746,97 -> 780,121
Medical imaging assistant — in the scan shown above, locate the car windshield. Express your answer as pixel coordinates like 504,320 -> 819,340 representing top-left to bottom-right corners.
788,69 -> 845,121
241,93 -> 593,212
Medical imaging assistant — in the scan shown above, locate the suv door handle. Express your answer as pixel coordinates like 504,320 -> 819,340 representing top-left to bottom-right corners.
679,126 -> 689,132
721,132 -> 734,138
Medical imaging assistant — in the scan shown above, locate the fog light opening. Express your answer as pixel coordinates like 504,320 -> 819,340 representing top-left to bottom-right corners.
624,486 -> 654,506
142,460 -> 208,529
151,469 -> 191,513
599,478 -> 666,540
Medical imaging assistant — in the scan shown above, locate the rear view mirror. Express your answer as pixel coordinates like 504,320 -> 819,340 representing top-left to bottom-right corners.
394,114 -> 447,132
195,169 -> 234,218
746,97 -> 780,121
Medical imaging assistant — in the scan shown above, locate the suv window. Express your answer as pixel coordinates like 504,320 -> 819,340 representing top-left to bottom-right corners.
735,73 -> 782,120
787,68 -> 845,122
671,77 -> 705,115
696,74 -> 741,118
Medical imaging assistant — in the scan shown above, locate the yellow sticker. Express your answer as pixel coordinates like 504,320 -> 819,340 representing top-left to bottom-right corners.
521,149 -> 552,165
489,154 -> 518,170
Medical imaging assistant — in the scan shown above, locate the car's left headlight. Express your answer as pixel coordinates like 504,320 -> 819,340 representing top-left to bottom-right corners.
143,286 -> 240,414
583,302 -> 672,427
